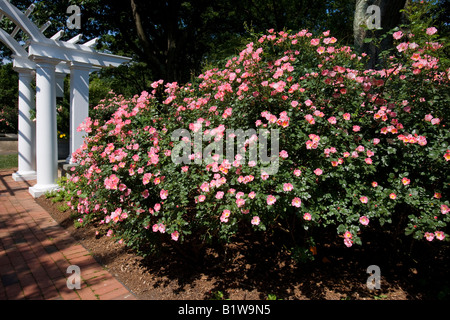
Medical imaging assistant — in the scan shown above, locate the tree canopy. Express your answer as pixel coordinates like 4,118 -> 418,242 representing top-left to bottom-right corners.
1,0 -> 356,83
1,0 -> 448,95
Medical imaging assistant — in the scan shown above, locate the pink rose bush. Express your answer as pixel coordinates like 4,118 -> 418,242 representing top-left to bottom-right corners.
60,26 -> 448,258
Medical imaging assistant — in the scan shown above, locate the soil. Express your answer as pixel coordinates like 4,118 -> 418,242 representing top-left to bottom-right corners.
35,196 -> 450,300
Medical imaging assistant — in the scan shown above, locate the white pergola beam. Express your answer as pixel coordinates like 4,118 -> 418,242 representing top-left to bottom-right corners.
83,37 -> 98,47
9,3 -> 36,38
0,28 -> 28,57
39,21 -> 51,33
12,55 -> 35,70
24,3 -> 35,16
10,25 -> 19,38
28,40 -> 131,67
66,34 -> 82,44
51,30 -> 64,40
0,0 -> 9,20
13,56 -> 72,75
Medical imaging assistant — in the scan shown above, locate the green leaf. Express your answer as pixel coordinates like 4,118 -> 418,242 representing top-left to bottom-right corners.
337,224 -> 346,234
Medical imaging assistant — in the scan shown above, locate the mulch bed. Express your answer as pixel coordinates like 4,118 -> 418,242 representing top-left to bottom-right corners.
35,196 -> 450,300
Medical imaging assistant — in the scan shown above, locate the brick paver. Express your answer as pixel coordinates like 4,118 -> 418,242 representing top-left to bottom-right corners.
0,169 -> 137,300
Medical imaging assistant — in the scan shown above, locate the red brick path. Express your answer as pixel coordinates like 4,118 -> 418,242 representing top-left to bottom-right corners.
0,169 -> 136,300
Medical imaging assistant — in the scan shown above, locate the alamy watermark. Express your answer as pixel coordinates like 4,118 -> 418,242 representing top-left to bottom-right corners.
66,5 -> 81,30
366,5 -> 381,30
66,265 -> 81,290
170,125 -> 281,175
366,265 -> 381,290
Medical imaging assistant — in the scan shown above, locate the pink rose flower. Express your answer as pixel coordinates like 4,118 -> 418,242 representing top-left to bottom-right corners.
236,198 -> 246,207
431,118 -> 440,125
220,210 -> 231,223
267,195 -> 277,205
171,231 -> 179,241
344,238 -> 353,247
251,216 -> 260,225
435,231 -> 445,241
160,189 -> 168,200
424,232 -> 435,241
215,191 -> 224,199
310,38 -> 320,46
426,27 -> 437,35
279,150 -> 289,159
393,31 -> 403,40
314,168 -> 323,176
292,197 -> 302,208
359,216 -> 370,226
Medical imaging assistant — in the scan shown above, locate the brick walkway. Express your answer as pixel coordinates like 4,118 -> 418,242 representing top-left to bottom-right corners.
0,169 -> 137,300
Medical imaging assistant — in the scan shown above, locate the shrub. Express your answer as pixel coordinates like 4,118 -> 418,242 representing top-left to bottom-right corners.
0,63 -> 18,134
61,26 -> 449,258
0,105 -> 18,133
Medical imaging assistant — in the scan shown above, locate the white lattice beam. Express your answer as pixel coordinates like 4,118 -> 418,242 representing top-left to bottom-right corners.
9,3 -> 37,38
28,40 -> 131,68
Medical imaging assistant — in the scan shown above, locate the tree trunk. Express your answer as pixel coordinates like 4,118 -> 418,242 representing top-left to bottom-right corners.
130,0 -> 165,79
164,0 -> 181,83
354,0 -> 410,69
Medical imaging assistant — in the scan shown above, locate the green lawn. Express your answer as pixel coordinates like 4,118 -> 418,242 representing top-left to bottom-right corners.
0,153 -> 18,169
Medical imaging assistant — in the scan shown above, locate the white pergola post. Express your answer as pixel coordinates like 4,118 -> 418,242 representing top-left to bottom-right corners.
29,57 -> 60,198
67,61 -> 91,164
12,68 -> 37,181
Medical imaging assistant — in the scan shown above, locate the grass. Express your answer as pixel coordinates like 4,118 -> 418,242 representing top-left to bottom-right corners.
0,153 -> 18,169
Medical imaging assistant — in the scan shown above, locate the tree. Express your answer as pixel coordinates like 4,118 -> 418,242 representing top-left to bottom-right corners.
98,0 -> 358,83
353,0 -> 410,69
2,0 -> 356,86
2,0 -> 449,84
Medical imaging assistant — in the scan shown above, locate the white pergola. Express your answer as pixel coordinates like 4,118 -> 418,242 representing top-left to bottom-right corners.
0,0 -> 131,197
